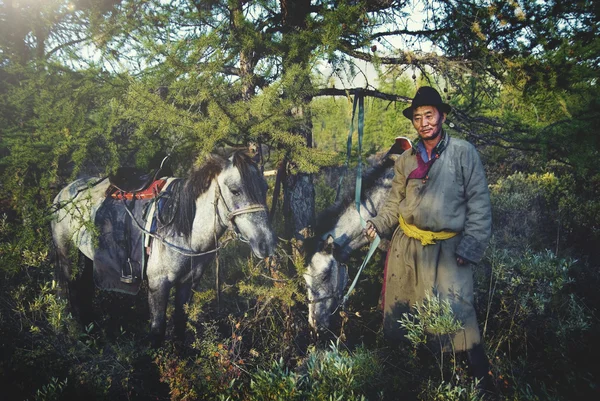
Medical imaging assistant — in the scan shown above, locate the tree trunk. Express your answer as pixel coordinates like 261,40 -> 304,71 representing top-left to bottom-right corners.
232,0 -> 256,101
279,0 -> 315,257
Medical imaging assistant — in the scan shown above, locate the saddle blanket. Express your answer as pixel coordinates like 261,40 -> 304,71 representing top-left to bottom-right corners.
93,178 -> 175,295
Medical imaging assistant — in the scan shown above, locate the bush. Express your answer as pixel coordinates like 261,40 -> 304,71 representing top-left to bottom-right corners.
490,171 -> 600,257
476,245 -> 595,399
248,342 -> 380,401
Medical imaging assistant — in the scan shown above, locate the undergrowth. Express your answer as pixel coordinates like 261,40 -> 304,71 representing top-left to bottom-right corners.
0,171 -> 598,400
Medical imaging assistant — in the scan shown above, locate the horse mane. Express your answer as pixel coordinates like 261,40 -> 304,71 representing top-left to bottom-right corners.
313,156 -> 395,239
161,149 -> 262,239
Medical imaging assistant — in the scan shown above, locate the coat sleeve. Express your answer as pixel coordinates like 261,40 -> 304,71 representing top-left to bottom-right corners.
369,155 -> 406,236
456,145 -> 492,264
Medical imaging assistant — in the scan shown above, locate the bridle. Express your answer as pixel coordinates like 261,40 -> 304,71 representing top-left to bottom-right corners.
307,293 -> 340,305
213,180 -> 268,243
306,262 -> 348,307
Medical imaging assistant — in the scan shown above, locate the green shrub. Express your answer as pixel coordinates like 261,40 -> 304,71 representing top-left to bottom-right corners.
399,292 -> 464,349
29,377 -> 68,401
477,245 -> 594,399
419,379 -> 482,401
249,358 -> 304,401
490,171 -> 600,256
247,342 -> 380,401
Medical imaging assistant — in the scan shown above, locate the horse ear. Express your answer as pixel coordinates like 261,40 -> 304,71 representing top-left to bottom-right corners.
385,136 -> 412,159
387,153 -> 400,162
323,235 -> 336,254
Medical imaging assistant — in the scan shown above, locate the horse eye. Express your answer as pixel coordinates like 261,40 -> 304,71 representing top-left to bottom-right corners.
230,189 -> 241,196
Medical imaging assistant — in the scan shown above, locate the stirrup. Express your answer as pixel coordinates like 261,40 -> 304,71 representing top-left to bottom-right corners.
120,259 -> 135,284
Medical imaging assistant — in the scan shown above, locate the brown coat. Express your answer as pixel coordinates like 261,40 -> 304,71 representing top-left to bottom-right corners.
370,134 -> 492,352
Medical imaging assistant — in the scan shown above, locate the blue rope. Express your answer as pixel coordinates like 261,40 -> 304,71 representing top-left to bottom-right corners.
335,93 -> 360,202
340,91 -> 381,307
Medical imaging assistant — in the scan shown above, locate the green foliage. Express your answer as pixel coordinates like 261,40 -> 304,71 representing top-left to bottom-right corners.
482,246 -> 585,343
475,244 -> 594,399
490,171 -> 600,256
400,292 -> 464,349
29,377 -> 68,401
249,358 -> 304,401
248,342 -> 379,401
311,77 -> 415,157
303,342 -> 379,400
419,379 -> 482,401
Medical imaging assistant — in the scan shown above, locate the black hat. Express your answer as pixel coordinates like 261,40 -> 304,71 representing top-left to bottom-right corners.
402,86 -> 451,120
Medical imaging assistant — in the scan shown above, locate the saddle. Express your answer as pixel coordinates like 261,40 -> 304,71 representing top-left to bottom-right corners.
109,167 -> 159,193
107,166 -> 170,200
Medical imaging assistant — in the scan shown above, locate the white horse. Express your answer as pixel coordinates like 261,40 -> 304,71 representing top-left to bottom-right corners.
304,154 -> 399,330
52,150 -> 276,345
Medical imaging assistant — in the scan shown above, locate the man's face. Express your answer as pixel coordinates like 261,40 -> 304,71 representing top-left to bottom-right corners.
412,105 -> 447,142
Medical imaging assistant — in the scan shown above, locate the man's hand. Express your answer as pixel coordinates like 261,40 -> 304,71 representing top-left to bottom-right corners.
363,221 -> 378,241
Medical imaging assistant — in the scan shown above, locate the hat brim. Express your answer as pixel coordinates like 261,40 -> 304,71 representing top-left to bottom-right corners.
403,103 -> 451,120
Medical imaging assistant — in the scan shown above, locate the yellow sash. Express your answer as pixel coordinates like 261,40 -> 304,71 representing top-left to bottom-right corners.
399,215 -> 457,246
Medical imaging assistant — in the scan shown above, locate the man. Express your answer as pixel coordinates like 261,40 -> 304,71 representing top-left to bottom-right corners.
364,86 -> 492,386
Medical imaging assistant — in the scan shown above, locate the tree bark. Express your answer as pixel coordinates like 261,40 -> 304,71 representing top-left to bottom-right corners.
277,0 -> 316,257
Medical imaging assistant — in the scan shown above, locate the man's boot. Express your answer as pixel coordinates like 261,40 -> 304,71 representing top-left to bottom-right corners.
467,343 -> 496,397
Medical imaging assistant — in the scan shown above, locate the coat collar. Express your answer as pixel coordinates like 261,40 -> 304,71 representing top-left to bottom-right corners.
412,130 -> 449,162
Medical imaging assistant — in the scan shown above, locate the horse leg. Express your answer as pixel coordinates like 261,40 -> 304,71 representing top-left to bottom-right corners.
148,279 -> 171,347
54,246 -> 72,302
173,281 -> 193,343
55,245 -> 94,325
72,256 -> 95,326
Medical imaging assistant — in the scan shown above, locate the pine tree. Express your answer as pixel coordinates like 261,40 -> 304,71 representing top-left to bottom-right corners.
1,0 -> 599,252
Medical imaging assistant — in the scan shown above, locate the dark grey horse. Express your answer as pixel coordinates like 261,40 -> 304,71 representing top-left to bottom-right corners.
304,146 -> 409,330
52,150 -> 276,345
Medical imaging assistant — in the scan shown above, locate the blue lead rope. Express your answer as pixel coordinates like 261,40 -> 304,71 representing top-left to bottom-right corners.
339,91 -> 381,307
335,91 -> 359,202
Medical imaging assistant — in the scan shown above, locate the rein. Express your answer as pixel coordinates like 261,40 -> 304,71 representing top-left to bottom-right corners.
122,177 -> 266,257
338,91 -> 381,308
212,179 -> 267,310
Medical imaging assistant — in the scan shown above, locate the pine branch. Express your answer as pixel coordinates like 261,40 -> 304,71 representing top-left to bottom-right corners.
45,36 -> 91,59
313,87 -> 411,103
338,42 -> 468,67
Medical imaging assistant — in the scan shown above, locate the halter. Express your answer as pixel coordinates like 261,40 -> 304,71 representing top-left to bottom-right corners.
213,180 -> 268,242
306,263 -> 347,306
307,294 -> 339,305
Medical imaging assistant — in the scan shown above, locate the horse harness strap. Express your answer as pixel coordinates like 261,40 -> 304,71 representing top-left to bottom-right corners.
228,205 -> 268,219
213,181 -> 267,223
307,294 -> 339,305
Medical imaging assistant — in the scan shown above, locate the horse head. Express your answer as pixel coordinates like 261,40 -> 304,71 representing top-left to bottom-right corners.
304,235 -> 349,330
172,150 -> 276,259
214,151 -> 276,258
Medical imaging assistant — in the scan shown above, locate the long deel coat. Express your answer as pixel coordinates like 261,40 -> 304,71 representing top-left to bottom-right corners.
370,133 -> 492,352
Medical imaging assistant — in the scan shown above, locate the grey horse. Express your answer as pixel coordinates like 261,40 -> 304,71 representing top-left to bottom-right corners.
52,150 -> 276,345
304,151 -> 404,331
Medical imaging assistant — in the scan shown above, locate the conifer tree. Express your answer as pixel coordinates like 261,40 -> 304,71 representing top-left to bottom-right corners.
1,0 -> 598,251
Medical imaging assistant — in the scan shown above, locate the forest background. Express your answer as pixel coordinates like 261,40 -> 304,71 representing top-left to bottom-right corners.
1,1 -> 599,400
